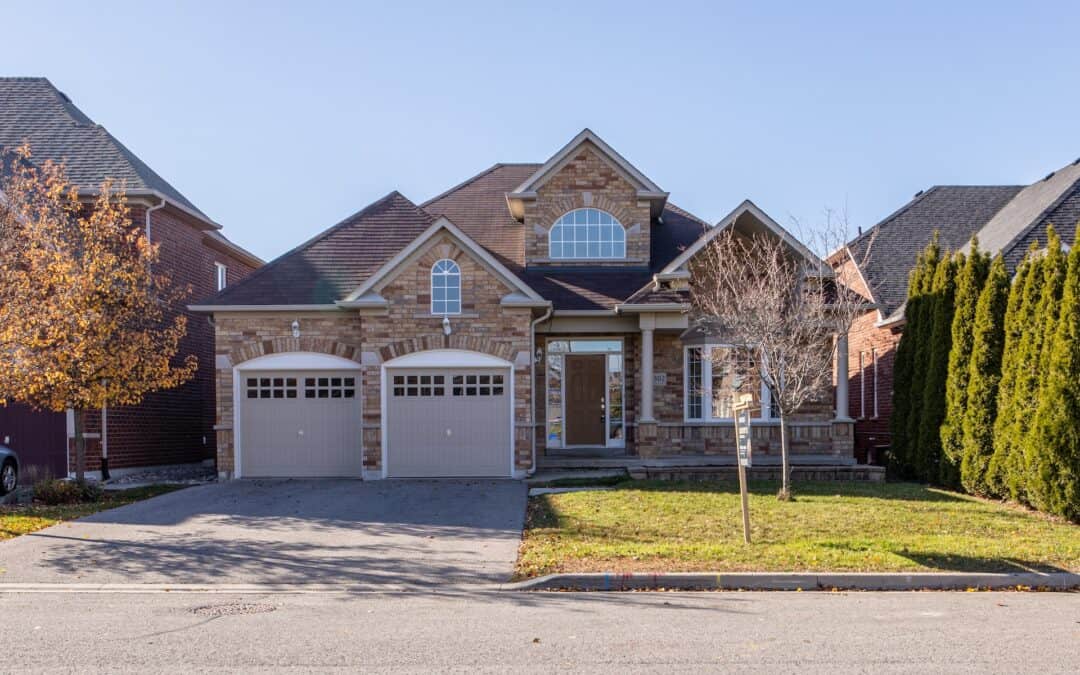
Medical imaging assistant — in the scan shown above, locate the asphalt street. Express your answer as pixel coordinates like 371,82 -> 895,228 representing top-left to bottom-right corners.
1,590 -> 1076,673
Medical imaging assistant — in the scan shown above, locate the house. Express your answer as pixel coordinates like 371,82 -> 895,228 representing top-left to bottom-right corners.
0,77 -> 262,480
835,159 -> 1080,462
192,129 -> 856,479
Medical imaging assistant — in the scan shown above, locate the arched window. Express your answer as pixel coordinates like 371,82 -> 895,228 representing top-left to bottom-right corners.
430,259 -> 461,315
549,208 -> 626,259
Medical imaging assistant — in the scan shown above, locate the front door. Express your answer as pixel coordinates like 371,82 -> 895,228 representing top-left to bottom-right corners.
565,354 -> 606,445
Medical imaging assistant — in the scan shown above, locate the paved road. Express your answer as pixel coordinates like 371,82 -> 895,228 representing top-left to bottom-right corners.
0,590 -> 1075,672
0,480 -> 527,586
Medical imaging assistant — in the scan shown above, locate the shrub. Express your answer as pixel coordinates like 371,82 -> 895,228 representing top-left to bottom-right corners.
33,478 -> 104,505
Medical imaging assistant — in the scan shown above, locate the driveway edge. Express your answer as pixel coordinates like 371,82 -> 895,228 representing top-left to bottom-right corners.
501,571 -> 1080,592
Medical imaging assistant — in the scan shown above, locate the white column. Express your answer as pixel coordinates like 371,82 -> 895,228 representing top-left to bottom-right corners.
640,323 -> 655,423
835,332 -> 850,420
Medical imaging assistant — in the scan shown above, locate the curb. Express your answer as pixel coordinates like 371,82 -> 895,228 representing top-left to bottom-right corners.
501,572 -> 1080,592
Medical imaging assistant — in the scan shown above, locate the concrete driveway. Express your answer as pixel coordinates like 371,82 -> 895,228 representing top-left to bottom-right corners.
0,479 -> 527,587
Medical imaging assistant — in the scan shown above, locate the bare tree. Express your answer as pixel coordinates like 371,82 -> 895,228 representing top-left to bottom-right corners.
689,215 -> 871,499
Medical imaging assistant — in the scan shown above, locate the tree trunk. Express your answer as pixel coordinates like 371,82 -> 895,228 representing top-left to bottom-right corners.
73,408 -> 86,483
779,414 -> 791,499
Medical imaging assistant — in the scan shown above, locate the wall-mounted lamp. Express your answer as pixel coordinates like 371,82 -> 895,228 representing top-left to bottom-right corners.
442,316 -> 452,336
291,320 -> 300,338
534,347 -> 544,364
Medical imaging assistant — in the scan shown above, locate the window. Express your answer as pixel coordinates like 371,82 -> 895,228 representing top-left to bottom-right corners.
246,377 -> 298,399
684,345 -> 769,422
549,208 -> 626,259
215,262 -> 228,291
430,259 -> 461,315
303,376 -> 356,399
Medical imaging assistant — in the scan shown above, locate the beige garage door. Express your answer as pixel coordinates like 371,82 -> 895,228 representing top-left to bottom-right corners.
385,368 -> 511,478
239,371 -> 362,478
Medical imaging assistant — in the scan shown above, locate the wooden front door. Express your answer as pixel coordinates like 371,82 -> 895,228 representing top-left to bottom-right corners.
565,354 -> 606,446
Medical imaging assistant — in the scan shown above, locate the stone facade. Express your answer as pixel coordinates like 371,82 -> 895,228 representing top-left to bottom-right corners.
523,144 -> 651,266
212,234 -> 534,477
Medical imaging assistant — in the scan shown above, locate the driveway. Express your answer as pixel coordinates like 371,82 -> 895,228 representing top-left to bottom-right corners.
0,479 -> 527,587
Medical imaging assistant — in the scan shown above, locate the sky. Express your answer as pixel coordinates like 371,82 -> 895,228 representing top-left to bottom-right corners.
5,1 -> 1080,261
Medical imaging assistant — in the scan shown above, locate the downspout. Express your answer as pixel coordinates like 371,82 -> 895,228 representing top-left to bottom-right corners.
144,197 -> 166,244
528,303 -> 554,476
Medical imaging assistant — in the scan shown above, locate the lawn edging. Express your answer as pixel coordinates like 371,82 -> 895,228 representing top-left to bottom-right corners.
502,571 -> 1080,592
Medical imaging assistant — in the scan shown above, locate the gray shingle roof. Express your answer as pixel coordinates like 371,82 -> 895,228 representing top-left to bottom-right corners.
847,185 -> 1022,316
966,160 -> 1080,271
0,77 -> 207,219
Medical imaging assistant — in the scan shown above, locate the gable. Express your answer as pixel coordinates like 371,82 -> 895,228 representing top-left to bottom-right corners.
662,200 -> 822,274
342,217 -> 545,308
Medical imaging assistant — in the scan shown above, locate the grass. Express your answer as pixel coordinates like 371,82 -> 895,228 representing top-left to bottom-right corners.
516,480 -> 1080,579
0,484 -> 185,541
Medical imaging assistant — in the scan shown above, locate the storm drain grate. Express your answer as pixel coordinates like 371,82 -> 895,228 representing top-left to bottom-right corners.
190,603 -> 277,617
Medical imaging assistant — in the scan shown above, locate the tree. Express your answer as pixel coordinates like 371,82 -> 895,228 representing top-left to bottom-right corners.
917,252 -> 958,485
1018,228 -> 1067,496
987,245 -> 1042,497
890,237 -> 940,479
0,146 -> 197,480
690,222 -> 869,500
959,256 -> 1009,494
941,240 -> 990,476
1027,241 -> 1080,521
991,230 -> 1065,502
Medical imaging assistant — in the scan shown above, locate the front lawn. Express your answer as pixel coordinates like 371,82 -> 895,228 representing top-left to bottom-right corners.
516,480 -> 1080,578
0,485 -> 184,541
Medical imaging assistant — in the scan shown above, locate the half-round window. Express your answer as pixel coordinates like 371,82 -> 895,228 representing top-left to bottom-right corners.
431,259 -> 461,315
549,208 -> 626,259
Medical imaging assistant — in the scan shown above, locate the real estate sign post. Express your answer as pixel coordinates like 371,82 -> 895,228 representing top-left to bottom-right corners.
732,393 -> 754,544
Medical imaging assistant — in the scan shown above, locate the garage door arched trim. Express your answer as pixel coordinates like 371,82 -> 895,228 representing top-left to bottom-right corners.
233,351 -> 362,479
380,349 -> 515,479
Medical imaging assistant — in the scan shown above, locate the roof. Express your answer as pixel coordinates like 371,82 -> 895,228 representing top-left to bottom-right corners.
205,192 -> 435,305
423,163 -> 707,309
964,159 -> 1080,270
0,77 -> 206,219
847,185 -> 1023,316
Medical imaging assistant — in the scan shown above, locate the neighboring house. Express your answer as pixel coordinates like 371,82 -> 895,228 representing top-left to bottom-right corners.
0,77 -> 262,480
192,129 -> 856,479
835,159 -> 1080,462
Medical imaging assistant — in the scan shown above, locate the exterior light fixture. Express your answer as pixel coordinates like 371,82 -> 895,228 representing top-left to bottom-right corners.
535,347 -> 544,364
442,316 -> 452,336
291,320 -> 300,338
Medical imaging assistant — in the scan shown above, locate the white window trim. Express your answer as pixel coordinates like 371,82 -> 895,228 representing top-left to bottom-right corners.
215,262 -> 228,291
430,259 -> 461,316
548,208 -> 627,261
683,344 -> 772,423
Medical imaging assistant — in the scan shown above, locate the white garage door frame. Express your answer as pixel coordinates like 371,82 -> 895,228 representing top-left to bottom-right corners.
233,351 -> 363,479
380,349 -> 516,479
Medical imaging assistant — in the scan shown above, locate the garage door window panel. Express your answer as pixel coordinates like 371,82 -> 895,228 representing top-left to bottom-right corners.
304,376 -> 356,399
247,377 -> 298,399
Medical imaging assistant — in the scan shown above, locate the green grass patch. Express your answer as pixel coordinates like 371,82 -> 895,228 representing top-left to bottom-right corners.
0,484 -> 186,541
516,480 -> 1080,578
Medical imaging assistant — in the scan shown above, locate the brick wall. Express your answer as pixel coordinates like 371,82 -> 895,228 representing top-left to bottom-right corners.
213,234 -> 535,476
70,204 -> 258,473
524,144 -> 651,266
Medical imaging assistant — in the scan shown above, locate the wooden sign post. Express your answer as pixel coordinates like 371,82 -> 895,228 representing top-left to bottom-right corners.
732,393 -> 754,544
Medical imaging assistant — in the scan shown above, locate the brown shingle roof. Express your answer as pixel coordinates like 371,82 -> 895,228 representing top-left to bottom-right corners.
204,192 -> 435,305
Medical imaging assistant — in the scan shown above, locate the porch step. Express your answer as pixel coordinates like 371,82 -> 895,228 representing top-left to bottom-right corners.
629,464 -> 886,482
526,469 -> 629,486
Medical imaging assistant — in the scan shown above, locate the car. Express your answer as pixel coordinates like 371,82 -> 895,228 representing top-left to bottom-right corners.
0,445 -> 18,495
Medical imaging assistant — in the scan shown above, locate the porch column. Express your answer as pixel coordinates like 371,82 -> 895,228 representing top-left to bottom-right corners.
640,320 -> 656,423
835,332 -> 850,420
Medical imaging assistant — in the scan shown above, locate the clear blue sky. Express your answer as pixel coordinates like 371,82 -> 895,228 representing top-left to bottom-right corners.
6,1 -> 1079,260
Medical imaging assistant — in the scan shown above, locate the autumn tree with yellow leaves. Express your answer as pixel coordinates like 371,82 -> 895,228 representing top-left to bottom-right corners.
0,146 -> 196,481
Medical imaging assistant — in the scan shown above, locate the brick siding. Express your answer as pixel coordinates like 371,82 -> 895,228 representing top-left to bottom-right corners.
69,204 -> 258,473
